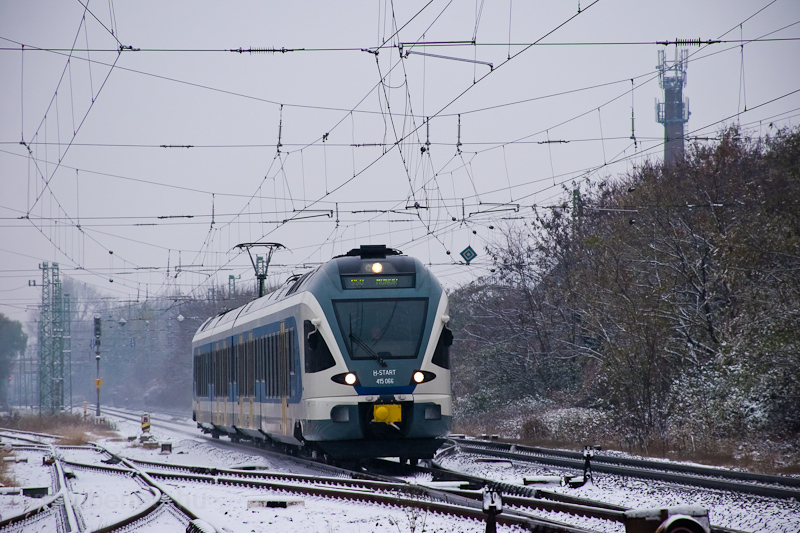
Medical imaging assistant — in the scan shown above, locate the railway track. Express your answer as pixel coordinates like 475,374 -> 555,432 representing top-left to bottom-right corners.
448,437 -> 800,501
96,408 -> 599,532
0,438 -> 80,533
94,407 -> 731,533
20,408 -> 785,532
3,440 -> 594,533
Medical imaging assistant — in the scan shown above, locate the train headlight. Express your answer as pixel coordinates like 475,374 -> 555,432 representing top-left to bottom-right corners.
410,370 -> 436,384
332,372 -> 361,386
370,262 -> 383,273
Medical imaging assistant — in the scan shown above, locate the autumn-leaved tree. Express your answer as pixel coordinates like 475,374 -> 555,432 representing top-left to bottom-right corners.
450,125 -> 800,451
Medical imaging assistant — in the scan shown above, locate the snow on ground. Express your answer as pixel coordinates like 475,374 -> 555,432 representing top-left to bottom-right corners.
66,466 -> 154,531
439,451 -> 800,533
4,409 -> 792,533
99,417 -> 273,470
158,478 -> 524,533
0,448 -> 55,521
112,504 -> 189,533
57,446 -> 110,465
90,414 -> 524,533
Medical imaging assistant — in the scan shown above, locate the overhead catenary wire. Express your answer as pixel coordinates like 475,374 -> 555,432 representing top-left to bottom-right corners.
5,36 -> 799,54
4,0 -> 799,306
168,1 -> 608,299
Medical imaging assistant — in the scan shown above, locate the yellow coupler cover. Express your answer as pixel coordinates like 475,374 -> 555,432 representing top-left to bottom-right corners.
373,404 -> 402,424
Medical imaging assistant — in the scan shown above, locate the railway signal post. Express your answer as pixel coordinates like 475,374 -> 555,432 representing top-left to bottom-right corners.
94,316 -> 102,417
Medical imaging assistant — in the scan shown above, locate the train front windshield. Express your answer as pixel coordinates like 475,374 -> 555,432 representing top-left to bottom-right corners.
333,298 -> 428,361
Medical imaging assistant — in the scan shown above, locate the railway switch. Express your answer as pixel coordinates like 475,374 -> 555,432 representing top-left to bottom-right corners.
482,489 -> 502,533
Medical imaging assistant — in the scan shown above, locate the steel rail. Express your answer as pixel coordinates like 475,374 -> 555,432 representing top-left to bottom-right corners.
0,443 -> 79,533
65,459 -> 167,533
97,408 -> 717,532
80,428 -> 600,533
419,459 -> 629,522
97,408 -> 619,531
53,454 -> 81,532
124,454 -> 596,532
425,459 -> 749,533
452,437 -> 800,489
141,467 -> 593,532
0,431 -> 55,446
56,447 -> 212,533
0,427 -> 62,439
451,439 -> 800,501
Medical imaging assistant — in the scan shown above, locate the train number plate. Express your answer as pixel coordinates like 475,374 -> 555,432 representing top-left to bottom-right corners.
373,404 -> 402,424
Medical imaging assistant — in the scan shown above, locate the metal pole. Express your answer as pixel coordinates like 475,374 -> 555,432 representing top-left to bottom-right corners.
95,353 -> 100,417
94,315 -> 101,417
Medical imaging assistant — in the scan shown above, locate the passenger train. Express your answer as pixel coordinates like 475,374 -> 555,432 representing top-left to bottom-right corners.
192,245 -> 453,460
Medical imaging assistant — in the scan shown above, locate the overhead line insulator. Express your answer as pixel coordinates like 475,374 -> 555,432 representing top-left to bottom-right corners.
230,47 -> 303,54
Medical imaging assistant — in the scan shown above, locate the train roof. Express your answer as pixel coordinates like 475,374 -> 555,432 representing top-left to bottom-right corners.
194,245 -> 430,337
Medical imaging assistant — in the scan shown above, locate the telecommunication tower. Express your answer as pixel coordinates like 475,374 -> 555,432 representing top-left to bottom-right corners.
38,262 -> 71,413
656,49 -> 690,165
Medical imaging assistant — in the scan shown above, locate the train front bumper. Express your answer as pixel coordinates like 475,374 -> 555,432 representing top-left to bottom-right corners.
302,393 -> 452,442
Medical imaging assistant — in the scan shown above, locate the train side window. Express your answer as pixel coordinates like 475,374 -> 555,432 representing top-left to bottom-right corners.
304,319 -> 335,373
270,333 -> 277,398
263,337 -> 268,391
214,347 -> 222,398
288,328 -> 295,376
258,337 -> 264,394
431,326 -> 453,369
193,353 -> 199,396
247,339 -> 255,397
203,351 -> 210,396
267,335 -> 272,398
217,347 -> 222,397
226,344 -> 232,397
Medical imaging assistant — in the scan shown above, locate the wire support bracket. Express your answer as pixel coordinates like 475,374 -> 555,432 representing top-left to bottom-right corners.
404,50 -> 493,71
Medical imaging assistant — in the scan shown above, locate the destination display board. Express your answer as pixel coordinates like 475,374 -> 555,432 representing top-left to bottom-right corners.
341,274 -> 415,290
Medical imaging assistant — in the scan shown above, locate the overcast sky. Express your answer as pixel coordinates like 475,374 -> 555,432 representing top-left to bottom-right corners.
2,0 -> 799,330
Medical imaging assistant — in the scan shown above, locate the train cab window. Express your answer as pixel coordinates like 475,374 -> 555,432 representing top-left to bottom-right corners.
432,326 -> 453,369
304,319 -> 335,373
333,298 -> 428,361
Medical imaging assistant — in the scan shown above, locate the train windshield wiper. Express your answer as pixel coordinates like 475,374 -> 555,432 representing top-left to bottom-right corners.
349,331 -> 387,367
